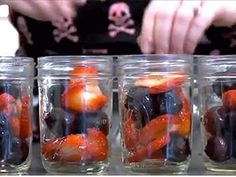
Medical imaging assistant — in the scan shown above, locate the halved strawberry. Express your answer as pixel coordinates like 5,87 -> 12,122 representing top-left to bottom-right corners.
61,84 -> 107,113
85,128 -> 108,161
223,90 -> 236,111
59,134 -> 86,162
0,92 -> 15,110
171,88 -> 191,137
69,66 -> 98,85
134,72 -> 186,94
127,133 -> 170,163
138,114 -> 176,146
9,95 -> 32,138
42,138 -> 64,161
123,109 -> 139,152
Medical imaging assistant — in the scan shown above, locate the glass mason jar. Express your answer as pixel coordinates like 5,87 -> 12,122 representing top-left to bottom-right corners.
118,55 -> 193,174
198,55 -> 236,172
37,56 -> 113,174
0,56 -> 34,173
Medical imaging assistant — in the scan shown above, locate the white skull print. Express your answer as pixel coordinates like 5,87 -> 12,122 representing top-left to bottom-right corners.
108,2 -> 135,37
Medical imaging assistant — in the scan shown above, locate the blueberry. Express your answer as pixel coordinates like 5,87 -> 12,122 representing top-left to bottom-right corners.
6,138 -> 29,165
205,136 -> 230,162
45,108 -> 77,137
125,86 -> 182,127
203,106 -> 227,136
48,85 -> 65,107
0,82 -> 20,99
77,112 -> 109,135
0,113 -> 12,161
164,133 -> 191,162
45,108 -> 110,136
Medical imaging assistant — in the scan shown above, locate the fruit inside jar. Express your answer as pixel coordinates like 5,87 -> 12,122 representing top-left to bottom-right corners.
41,65 -> 110,164
121,72 -> 191,164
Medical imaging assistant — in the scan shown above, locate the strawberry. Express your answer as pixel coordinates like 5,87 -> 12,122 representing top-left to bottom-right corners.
127,133 -> 170,163
223,90 -> 236,111
134,72 -> 186,94
69,66 -> 98,85
61,84 -> 107,113
59,134 -> 86,162
85,128 -> 108,161
171,88 -> 191,137
123,109 -> 139,152
9,95 -> 32,138
0,92 -> 15,110
138,114 -> 176,146
42,138 -> 64,161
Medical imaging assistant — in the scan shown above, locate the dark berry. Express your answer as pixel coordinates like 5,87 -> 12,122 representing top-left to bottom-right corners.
6,138 -> 29,165
0,82 -> 20,99
45,108 -> 77,137
212,69 -> 236,98
48,85 -> 65,107
0,112 -> 12,161
125,86 -> 182,127
77,111 -> 109,135
205,136 -> 230,162
45,108 -> 110,136
164,133 -> 191,162
203,106 -> 227,136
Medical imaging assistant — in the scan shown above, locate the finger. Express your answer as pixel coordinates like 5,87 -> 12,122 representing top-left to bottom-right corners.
170,0 -> 201,54
184,1 -> 216,54
153,0 -> 181,54
7,0 -> 46,21
139,1 -> 157,54
53,0 -> 76,20
72,0 -> 87,6
28,0 -> 61,21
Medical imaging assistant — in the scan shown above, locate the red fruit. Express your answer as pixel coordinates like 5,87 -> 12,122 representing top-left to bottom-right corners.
85,128 -> 108,161
59,134 -> 86,162
138,114 -> 176,146
0,92 -> 15,110
9,95 -> 32,138
42,138 -> 64,161
223,90 -> 236,111
123,110 -> 139,151
172,88 -> 191,137
61,84 -> 107,113
127,133 -> 170,163
69,66 -> 98,85
134,72 -> 186,94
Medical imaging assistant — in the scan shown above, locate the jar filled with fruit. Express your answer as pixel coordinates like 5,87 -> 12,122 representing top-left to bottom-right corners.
0,57 -> 34,172
37,56 -> 113,174
198,55 -> 236,172
118,55 -> 193,173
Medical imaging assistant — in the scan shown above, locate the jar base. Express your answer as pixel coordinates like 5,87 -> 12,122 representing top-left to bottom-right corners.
125,160 -> 189,174
205,162 -> 236,173
42,159 -> 109,174
0,161 -> 30,174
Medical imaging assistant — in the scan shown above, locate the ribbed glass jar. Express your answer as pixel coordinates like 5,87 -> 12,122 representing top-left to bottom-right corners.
118,54 -> 193,174
198,55 -> 236,172
37,56 -> 113,174
0,56 -> 34,173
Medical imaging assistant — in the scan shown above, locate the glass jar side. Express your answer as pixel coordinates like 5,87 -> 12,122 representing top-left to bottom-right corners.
198,55 -> 236,172
118,55 -> 193,174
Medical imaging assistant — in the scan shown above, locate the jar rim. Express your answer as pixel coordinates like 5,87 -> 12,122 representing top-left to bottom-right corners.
0,56 -> 34,63
38,55 -> 113,65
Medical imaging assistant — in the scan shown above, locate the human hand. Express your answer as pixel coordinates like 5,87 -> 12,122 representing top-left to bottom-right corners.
139,0 -> 236,54
3,0 -> 87,22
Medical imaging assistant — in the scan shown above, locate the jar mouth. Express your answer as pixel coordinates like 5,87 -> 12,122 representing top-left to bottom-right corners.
37,56 -> 113,77
0,56 -> 35,77
117,54 -> 192,77
37,55 -> 112,66
197,55 -> 236,65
